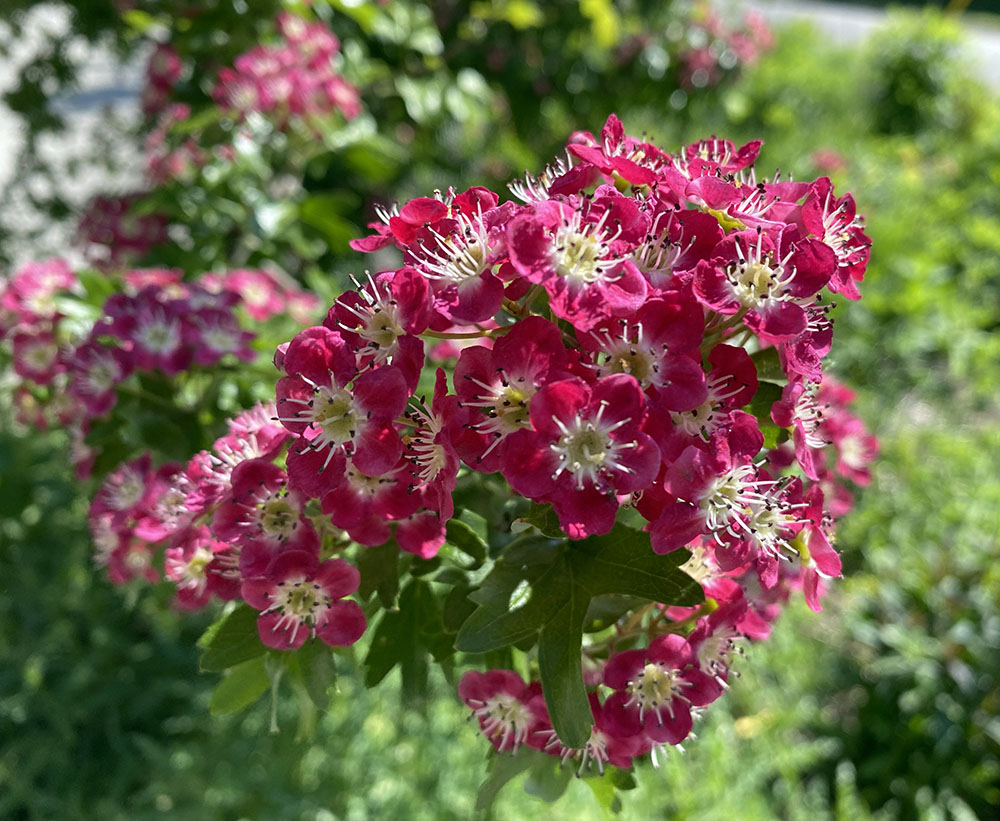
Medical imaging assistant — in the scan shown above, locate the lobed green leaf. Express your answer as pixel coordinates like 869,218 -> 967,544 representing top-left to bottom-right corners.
198,604 -> 267,673
456,526 -> 703,747
208,656 -> 270,716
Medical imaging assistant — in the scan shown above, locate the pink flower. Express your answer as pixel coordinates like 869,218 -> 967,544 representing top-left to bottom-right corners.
797,485 -> 842,612
212,458 -> 319,567
276,326 -> 408,495
683,137 -> 762,176
212,270 -> 286,320
602,634 -> 719,746
693,230 -> 837,345
453,316 -> 569,472
11,329 -> 64,385
327,268 -> 430,391
77,194 -> 168,268
100,288 -> 192,374
578,294 -> 707,412
400,369 -> 468,522
91,454 -> 154,527
535,692 -> 646,774
632,205 -> 723,289
1,259 -> 77,335
817,378 -> 878,486
502,374 -> 660,538
213,18 -> 360,129
165,525 -> 228,610
800,177 -> 871,300
651,412 -> 765,554
133,463 -> 191,542
146,43 -> 182,90
69,342 -> 132,417
686,597 -> 748,693
458,670 -> 544,753
566,114 -> 668,187
506,191 -> 650,330
353,189 -> 511,324
241,550 -> 366,650
662,344 -> 758,458
771,380 -> 822,476
320,459 -> 419,546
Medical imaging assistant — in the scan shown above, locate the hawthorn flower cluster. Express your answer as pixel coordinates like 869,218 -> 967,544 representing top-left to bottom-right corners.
77,193 -> 171,270
131,15 -> 360,203
321,115 -> 871,553
87,400 -> 368,648
52,114 -> 875,770
213,12 -> 361,128
0,262 -> 354,650
86,401 -> 362,651
0,262 -> 312,437
284,113 -> 875,769
669,1 -> 774,91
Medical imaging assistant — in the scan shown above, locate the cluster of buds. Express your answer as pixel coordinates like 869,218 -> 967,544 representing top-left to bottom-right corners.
213,12 -> 361,128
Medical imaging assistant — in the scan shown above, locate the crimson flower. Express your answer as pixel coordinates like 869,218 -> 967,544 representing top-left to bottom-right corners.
502,374 -> 660,538
241,550 -> 366,650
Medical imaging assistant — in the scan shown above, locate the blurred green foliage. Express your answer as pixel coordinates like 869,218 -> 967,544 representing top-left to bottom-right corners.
0,0 -> 764,272
2,6 -> 1000,820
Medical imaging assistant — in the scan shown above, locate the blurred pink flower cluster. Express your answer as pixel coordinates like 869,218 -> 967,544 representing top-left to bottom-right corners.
213,12 -> 361,128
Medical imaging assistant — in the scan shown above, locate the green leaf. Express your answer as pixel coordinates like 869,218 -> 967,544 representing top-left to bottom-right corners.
456,526 -> 703,747
745,380 -> 785,449
209,656 -> 270,716
446,517 -> 488,564
457,551 -> 560,652
518,502 -> 564,538
329,0 -> 379,32
293,639 -> 337,711
122,9 -> 160,35
471,0 -> 544,29
341,139 -> 405,183
363,580 -> 448,698
583,595 -> 647,633
409,555 -> 442,577
457,527 -> 701,653
395,76 -> 445,123
524,751 -> 573,801
442,584 -> 478,633
746,380 -> 783,422
299,193 -> 359,253
609,767 -> 637,790
357,542 -> 400,609
475,748 -> 538,812
537,596 -> 591,748
198,604 -> 267,672
364,606 -> 416,691
584,774 -> 622,814
750,347 -> 787,384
